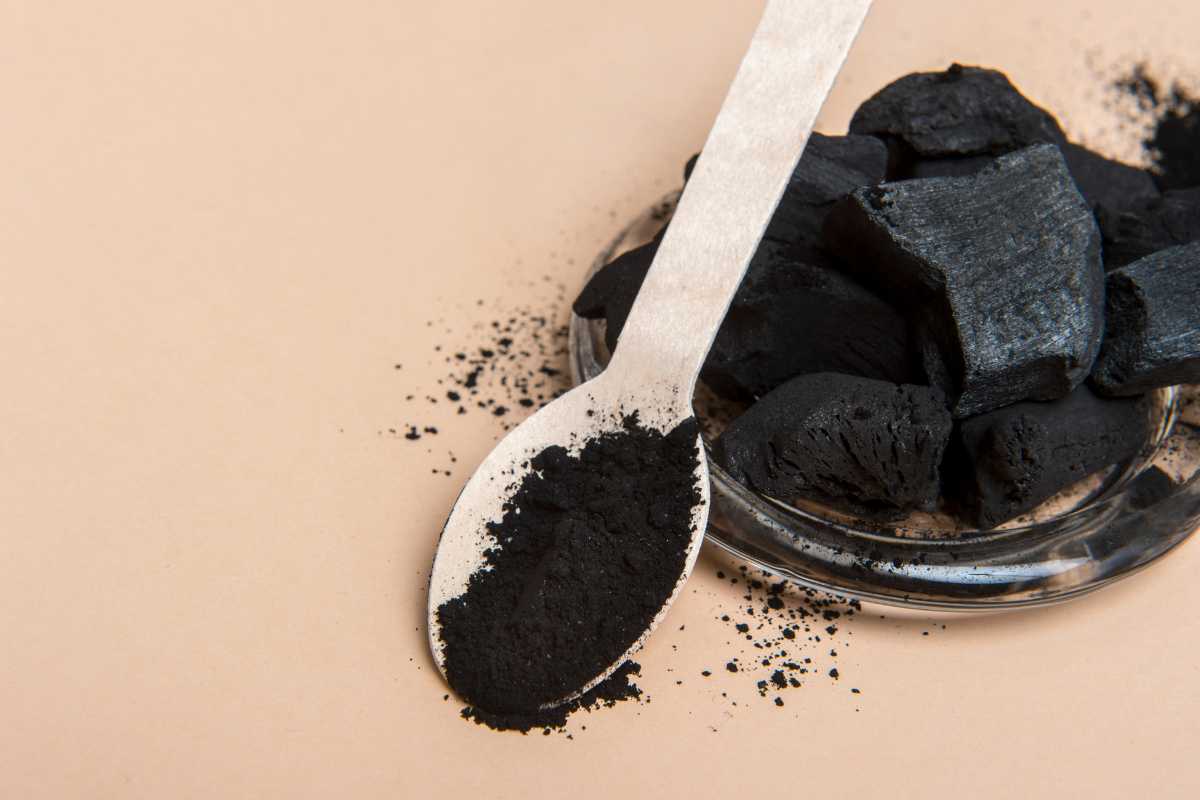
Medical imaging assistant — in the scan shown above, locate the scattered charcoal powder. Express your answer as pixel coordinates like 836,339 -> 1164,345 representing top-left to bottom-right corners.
1116,65 -> 1200,190
387,280 -> 572,463
435,413 -> 702,731
699,561 -> 890,709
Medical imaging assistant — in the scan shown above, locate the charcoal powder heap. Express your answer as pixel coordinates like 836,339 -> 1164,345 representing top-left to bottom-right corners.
435,413 -> 702,731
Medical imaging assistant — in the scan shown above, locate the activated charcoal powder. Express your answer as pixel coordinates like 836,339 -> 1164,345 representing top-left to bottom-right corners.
435,413 -> 702,722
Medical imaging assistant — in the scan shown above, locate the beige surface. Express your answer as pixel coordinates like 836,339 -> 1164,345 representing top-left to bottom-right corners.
2,2 -> 1198,798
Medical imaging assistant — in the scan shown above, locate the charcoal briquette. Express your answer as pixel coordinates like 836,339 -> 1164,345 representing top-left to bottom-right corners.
713,373 -> 952,513
1096,187 -> 1200,269
761,133 -> 888,247
574,239 -> 919,400
823,144 -> 1105,417
1060,142 -> 1160,213
1090,242 -> 1200,395
701,244 -> 920,400
945,386 -> 1151,528
572,240 -> 655,354
849,64 -> 1064,164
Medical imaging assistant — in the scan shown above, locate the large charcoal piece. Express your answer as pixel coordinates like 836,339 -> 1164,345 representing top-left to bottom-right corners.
824,144 -> 1105,417
948,387 -> 1150,528
702,244 -> 920,399
1090,242 -> 1200,395
761,133 -> 888,247
1096,187 -> 1200,269
849,64 -> 1064,167
572,239 -> 654,354
1060,143 -> 1160,213
713,373 -> 952,513
573,239 -> 919,400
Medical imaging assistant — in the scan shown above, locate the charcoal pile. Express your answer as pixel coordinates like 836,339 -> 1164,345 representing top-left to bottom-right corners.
576,65 -> 1200,529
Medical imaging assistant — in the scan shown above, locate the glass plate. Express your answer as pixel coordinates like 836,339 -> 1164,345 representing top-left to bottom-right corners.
568,194 -> 1200,610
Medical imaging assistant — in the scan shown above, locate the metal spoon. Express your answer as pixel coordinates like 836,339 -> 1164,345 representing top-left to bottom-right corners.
427,0 -> 873,708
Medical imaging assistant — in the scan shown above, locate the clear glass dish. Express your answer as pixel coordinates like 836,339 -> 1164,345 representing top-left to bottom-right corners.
568,194 -> 1200,610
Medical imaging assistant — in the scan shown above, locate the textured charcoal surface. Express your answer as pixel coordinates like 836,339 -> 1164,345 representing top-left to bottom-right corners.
436,414 -> 701,717
1096,187 -> 1200,269
1090,242 -> 1200,395
1060,142 -> 1161,212
574,239 -> 920,400
701,243 -> 920,400
946,386 -> 1150,529
572,240 -> 654,354
713,373 -> 952,513
823,144 -> 1105,417
761,133 -> 888,247
849,64 -> 1064,163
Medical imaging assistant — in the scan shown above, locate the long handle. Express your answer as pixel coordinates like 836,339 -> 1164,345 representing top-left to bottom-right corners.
607,0 -> 872,395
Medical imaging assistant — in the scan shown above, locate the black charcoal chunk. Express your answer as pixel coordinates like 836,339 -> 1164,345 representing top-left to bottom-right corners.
572,240 -> 654,354
824,144 -> 1105,417
713,373 -> 952,513
702,245 -> 920,399
573,239 -> 920,399
1096,187 -> 1200,269
849,64 -> 1065,161
1090,242 -> 1200,395
946,386 -> 1150,528
761,133 -> 888,247
1060,142 -> 1160,212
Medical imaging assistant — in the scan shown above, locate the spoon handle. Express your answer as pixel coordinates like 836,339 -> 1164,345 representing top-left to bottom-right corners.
605,0 -> 872,400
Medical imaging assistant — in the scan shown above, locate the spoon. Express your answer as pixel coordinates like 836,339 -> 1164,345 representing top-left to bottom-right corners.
427,0 -> 873,708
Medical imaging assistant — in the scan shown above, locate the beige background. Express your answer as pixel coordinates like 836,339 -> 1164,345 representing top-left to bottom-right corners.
2,1 -> 1199,798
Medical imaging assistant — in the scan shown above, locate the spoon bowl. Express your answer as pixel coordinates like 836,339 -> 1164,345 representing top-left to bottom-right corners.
426,371 -> 706,704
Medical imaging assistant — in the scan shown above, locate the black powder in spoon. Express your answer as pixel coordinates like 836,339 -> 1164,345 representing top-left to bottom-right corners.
435,412 -> 702,728
460,661 -> 644,734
